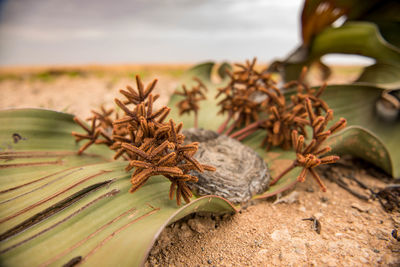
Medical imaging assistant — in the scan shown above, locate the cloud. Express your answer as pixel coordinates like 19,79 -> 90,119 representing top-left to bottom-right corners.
0,25 -> 106,41
0,0 -> 302,65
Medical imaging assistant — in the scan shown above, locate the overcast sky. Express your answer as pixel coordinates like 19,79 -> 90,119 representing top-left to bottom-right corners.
1,0 -> 358,66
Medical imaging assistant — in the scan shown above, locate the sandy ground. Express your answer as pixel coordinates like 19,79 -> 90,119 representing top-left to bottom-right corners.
0,64 -> 398,266
147,166 -> 400,266
0,64 -> 185,119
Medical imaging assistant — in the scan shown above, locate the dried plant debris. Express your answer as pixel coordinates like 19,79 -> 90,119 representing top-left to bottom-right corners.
376,185 -> 400,212
72,75 -> 215,205
182,128 -> 270,204
302,216 -> 321,234
273,191 -> 299,205
318,162 -> 373,201
317,159 -> 400,213
392,229 -> 400,242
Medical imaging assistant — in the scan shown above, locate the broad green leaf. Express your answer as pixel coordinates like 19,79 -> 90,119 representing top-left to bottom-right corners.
275,21 -> 400,89
311,22 -> 400,64
321,84 -> 399,177
180,62 -> 214,84
327,126 -> 392,174
356,63 -> 400,88
0,107 -> 236,267
217,62 -> 233,80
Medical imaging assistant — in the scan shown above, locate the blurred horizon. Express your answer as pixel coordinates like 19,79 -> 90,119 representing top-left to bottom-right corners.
0,0 -> 373,67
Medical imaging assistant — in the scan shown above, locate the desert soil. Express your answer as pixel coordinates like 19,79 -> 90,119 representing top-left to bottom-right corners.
0,64 -> 399,266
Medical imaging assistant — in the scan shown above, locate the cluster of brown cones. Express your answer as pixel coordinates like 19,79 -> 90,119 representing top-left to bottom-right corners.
269,98 -> 347,190
73,60 -> 347,199
220,62 -> 333,151
72,75 -> 215,205
216,58 -> 277,136
217,60 -> 347,191
174,78 -> 208,128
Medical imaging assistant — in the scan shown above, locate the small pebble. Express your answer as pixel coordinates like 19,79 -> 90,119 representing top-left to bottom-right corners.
351,203 -> 370,213
207,259 -> 212,264
271,228 -> 291,241
258,249 -> 268,255
360,256 -> 368,264
314,212 -> 323,219
254,240 -> 263,247
320,197 -> 329,203
306,187 -> 314,193
273,191 -> 299,205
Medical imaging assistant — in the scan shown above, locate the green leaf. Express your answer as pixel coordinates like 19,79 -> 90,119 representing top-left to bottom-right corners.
217,62 -> 232,80
275,21 -> 400,88
0,108 -> 236,266
326,126 -> 392,174
356,62 -> 400,88
311,22 -> 400,64
181,62 -> 214,84
321,84 -> 400,177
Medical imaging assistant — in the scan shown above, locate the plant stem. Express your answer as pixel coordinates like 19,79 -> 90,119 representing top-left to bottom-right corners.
224,118 -> 239,136
236,128 -> 259,141
269,162 -> 297,186
194,111 -> 198,129
229,120 -> 263,139
217,112 -> 233,134
309,168 -> 327,192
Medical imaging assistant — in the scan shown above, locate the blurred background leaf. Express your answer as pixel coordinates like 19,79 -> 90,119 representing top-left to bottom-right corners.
270,0 -> 400,89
